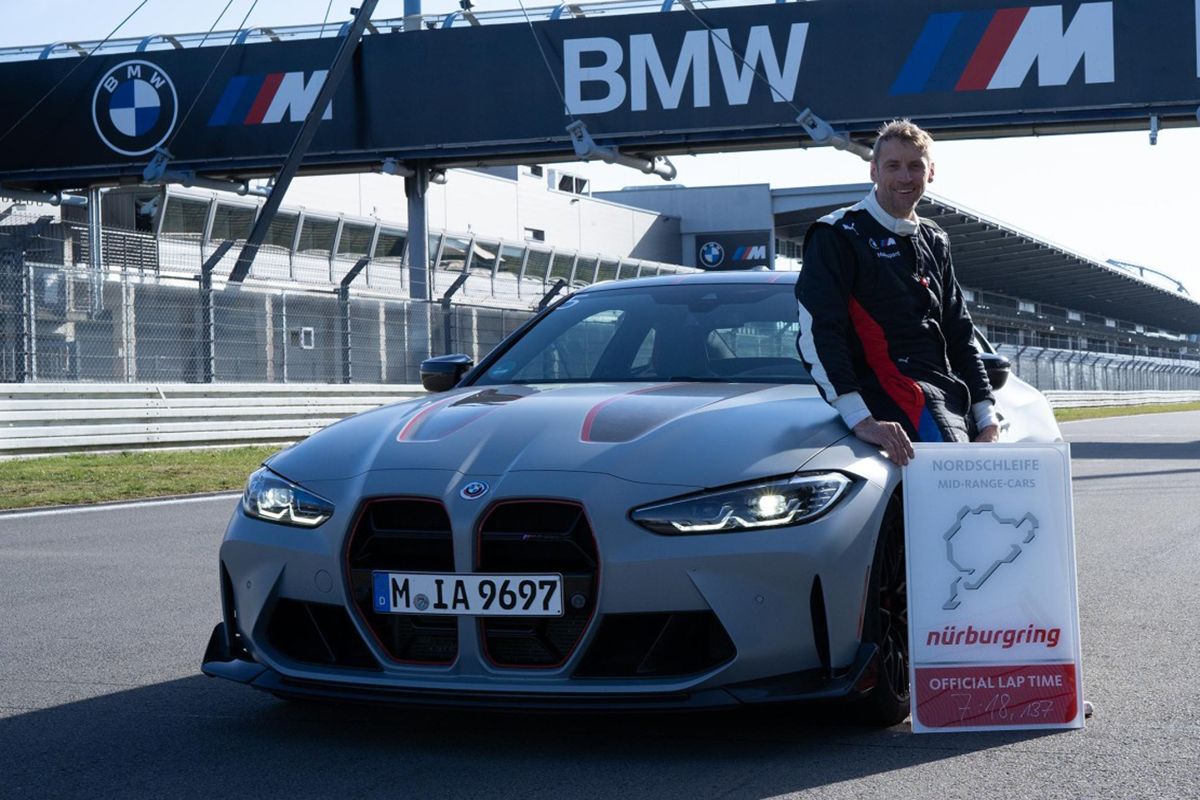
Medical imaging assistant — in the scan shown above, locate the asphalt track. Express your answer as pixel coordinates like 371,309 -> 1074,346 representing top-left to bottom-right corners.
1,412 -> 1197,800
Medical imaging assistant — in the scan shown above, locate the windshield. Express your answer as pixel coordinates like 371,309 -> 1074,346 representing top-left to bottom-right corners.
474,283 -> 813,386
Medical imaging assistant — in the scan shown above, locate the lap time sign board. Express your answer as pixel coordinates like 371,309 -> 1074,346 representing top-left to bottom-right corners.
903,443 -> 1084,733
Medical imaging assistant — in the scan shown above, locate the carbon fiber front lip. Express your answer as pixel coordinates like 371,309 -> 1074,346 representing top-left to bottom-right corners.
202,619 -> 878,711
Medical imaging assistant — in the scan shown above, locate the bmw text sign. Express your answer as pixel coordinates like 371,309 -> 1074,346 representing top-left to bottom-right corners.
1,0 -> 1199,187
903,443 -> 1084,732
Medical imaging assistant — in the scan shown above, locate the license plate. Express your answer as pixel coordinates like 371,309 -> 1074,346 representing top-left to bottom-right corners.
372,572 -> 564,617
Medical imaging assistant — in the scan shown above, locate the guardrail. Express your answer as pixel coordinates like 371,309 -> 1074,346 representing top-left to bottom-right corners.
1042,390 -> 1200,408
0,383 -> 423,457
3,385 -> 1199,458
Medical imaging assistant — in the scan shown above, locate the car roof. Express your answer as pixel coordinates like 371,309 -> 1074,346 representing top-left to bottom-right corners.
579,270 -> 800,293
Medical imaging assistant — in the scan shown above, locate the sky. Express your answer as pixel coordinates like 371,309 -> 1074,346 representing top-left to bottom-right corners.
3,0 -> 1198,295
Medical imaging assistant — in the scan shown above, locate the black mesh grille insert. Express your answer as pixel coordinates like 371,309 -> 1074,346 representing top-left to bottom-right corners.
478,501 -> 598,668
574,612 -> 736,678
266,599 -> 380,670
346,498 -> 458,664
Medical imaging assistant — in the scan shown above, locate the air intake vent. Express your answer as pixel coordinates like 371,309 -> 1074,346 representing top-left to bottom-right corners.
346,498 -> 458,664
266,600 -> 380,670
477,501 -> 598,668
574,612 -> 735,678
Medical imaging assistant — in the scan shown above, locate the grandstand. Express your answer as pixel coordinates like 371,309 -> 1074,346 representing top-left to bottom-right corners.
605,182 -> 1200,362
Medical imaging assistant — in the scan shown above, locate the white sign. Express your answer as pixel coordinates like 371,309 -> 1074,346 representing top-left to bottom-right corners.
563,24 -> 809,114
903,442 -> 1084,733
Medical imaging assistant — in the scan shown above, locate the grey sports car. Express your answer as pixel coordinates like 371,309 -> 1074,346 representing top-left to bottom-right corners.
203,271 -> 1060,725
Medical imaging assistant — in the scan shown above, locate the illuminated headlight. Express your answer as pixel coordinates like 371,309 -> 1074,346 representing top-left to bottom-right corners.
242,467 -> 334,528
631,473 -> 851,535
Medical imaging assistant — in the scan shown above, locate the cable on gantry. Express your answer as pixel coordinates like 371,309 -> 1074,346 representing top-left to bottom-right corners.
198,0 -> 239,48
515,0 -> 677,179
674,1 -> 872,160
0,0 -> 153,147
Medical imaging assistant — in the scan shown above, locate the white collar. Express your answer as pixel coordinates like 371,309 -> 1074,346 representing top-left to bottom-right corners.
861,190 -> 920,237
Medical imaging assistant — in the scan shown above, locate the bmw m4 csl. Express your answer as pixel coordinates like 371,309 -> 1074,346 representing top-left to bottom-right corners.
202,272 -> 1059,725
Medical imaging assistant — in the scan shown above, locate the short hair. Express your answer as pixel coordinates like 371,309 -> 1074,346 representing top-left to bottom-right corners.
872,119 -> 934,162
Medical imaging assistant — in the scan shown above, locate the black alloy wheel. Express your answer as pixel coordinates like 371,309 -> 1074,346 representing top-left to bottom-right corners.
859,493 -> 911,727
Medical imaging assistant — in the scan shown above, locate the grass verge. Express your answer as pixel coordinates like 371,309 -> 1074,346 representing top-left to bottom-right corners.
1053,401 -> 1200,423
0,446 -> 280,511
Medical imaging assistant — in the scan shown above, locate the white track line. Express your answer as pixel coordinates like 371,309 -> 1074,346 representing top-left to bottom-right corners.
0,493 -> 240,521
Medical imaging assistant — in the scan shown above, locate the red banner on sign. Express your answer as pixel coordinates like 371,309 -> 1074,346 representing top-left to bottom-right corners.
914,663 -> 1078,729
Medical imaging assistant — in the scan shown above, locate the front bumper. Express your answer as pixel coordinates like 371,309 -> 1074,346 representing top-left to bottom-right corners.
206,463 -> 895,707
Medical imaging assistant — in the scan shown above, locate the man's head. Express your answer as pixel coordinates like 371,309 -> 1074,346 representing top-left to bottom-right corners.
870,119 -> 935,221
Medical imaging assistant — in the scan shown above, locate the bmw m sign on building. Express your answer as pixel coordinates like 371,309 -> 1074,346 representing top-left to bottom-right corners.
697,232 -> 771,270
1,0 -> 1199,187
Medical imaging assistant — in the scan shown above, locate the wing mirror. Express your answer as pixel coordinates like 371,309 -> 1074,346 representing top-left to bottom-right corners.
979,351 -> 1011,391
420,354 -> 474,392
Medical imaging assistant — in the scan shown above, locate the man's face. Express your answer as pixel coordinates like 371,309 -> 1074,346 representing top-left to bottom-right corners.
870,138 -> 934,220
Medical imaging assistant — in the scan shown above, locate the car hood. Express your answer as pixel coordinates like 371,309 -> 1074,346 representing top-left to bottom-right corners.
267,382 -> 849,488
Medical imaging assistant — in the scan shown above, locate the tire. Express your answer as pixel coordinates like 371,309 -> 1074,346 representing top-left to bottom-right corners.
857,492 -> 911,727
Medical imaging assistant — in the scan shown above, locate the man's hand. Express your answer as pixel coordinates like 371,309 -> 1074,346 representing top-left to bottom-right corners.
973,424 -> 1000,443
852,417 -> 915,466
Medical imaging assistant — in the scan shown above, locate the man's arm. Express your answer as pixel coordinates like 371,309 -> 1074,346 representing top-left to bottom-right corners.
796,225 -> 864,421
797,226 -> 916,465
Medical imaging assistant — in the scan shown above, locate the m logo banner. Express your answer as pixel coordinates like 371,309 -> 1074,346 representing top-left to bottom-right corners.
903,443 -> 1084,732
208,71 -> 333,126
91,60 -> 178,156
891,3 -> 1114,94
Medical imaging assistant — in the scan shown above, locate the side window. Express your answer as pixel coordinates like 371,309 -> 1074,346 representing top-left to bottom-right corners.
509,310 -> 624,382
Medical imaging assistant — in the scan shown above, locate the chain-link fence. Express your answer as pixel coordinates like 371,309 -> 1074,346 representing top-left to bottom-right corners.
996,344 -> 1200,391
4,200 -> 1200,390
2,199 -> 684,383
0,258 -> 542,384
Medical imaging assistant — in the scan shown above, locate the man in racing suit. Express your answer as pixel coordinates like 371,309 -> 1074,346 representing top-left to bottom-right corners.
795,120 -> 999,465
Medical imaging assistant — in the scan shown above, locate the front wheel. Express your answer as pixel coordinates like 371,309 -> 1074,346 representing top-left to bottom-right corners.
858,492 -> 910,727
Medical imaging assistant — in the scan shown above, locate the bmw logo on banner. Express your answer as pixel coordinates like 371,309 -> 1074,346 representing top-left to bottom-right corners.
92,60 -> 178,157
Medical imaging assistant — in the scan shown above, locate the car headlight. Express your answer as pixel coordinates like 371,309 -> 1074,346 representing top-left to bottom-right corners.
631,473 -> 851,535
242,467 -> 334,528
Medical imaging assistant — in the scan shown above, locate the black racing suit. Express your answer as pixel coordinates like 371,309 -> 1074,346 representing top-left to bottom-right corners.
795,196 -> 994,443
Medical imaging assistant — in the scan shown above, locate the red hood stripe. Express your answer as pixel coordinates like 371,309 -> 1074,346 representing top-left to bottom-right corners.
580,385 -> 674,443
395,395 -> 459,441
580,384 -> 770,443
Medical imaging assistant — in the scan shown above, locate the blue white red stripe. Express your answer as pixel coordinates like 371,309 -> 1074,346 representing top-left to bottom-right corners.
892,6 -> 1033,94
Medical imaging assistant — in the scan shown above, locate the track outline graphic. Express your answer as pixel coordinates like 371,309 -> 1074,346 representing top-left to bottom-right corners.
943,504 -> 1039,610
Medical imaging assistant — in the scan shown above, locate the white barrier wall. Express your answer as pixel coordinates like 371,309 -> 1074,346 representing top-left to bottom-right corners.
2,385 -> 1197,458
0,383 -> 423,457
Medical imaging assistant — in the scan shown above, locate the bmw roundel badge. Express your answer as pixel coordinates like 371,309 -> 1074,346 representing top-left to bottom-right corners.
699,241 -> 725,268
460,480 -> 489,500
92,60 -> 178,157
